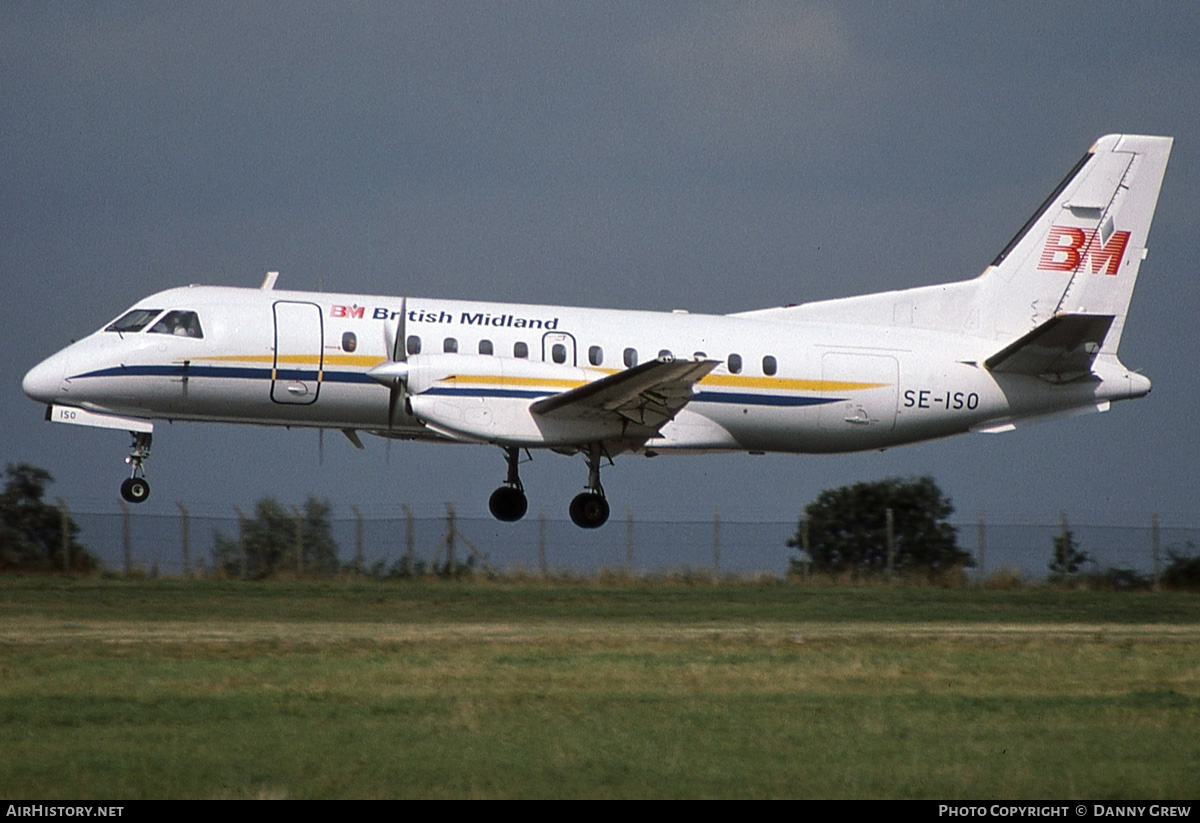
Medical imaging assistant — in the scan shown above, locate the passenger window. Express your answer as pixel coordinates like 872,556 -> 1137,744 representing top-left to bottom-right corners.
762,355 -> 778,376
444,338 -> 458,353
514,341 -> 529,358
342,332 -> 357,353
623,348 -> 638,368
406,335 -> 422,355
478,339 -> 494,355
728,353 -> 742,374
106,309 -> 162,333
552,343 -> 567,364
148,310 -> 203,338
588,346 -> 603,366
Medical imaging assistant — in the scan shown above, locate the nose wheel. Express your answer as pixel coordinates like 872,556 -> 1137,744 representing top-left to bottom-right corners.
568,444 -> 610,529
120,477 -> 150,503
488,447 -> 528,522
120,432 -> 152,504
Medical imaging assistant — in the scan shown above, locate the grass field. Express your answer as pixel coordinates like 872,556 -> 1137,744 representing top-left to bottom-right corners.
1,578 -> 1198,799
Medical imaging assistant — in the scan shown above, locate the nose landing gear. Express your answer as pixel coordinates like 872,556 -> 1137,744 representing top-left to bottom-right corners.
119,432 -> 152,504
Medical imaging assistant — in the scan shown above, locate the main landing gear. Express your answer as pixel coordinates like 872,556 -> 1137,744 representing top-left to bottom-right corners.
488,446 -> 529,522
119,432 -> 152,504
486,443 -> 611,528
569,444 -> 609,529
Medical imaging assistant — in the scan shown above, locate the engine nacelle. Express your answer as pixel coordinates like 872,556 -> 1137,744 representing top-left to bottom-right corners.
402,354 -> 629,446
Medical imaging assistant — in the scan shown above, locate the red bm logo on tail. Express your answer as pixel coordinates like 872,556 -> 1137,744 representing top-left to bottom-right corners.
1039,225 -> 1130,275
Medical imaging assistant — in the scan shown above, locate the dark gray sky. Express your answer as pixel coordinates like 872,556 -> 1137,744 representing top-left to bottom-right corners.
4,2 -> 1198,526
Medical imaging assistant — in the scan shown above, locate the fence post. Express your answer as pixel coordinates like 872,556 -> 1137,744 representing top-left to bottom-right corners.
119,500 -> 132,576
712,508 -> 721,583
800,515 -> 811,579
56,498 -> 70,572
445,502 -> 457,574
977,510 -> 986,585
400,504 -> 415,574
625,508 -> 634,576
1151,513 -> 1161,593
885,507 -> 895,582
234,505 -> 248,580
351,505 -> 364,573
177,502 -> 191,578
538,507 -> 547,578
291,506 -> 305,575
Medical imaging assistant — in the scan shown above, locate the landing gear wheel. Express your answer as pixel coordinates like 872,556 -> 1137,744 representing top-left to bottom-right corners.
569,492 -> 609,529
120,477 -> 150,504
488,485 -> 528,522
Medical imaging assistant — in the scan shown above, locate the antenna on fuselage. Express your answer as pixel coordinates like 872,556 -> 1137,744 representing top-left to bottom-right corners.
261,271 -> 279,290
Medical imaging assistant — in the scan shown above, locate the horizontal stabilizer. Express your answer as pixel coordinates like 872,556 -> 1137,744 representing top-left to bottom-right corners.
984,313 -> 1114,381
531,357 -> 719,429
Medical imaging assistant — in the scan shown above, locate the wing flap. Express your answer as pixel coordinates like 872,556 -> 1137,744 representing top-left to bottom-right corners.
531,357 -> 719,429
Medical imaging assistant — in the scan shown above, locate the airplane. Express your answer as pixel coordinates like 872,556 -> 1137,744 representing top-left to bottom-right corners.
22,134 -> 1171,528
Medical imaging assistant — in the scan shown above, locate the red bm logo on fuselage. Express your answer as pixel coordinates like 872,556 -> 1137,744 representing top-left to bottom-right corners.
1038,225 -> 1130,275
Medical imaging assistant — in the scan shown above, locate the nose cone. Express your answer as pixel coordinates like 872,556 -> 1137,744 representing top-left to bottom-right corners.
22,352 -> 66,404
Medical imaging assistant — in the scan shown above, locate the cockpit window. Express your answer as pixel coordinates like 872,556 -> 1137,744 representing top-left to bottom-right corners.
148,310 -> 204,339
105,309 -> 162,333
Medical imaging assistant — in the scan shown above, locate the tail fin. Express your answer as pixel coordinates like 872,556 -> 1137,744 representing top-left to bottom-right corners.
976,134 -> 1172,354
734,134 -> 1172,356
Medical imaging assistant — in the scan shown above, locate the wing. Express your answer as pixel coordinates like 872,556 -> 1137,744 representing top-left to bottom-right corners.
531,357 -> 720,429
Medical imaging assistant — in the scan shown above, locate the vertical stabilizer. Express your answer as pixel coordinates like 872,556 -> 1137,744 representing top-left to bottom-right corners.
729,135 -> 1171,352
977,134 -> 1172,353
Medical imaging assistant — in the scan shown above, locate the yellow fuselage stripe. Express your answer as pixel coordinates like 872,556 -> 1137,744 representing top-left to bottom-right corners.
197,355 -> 888,392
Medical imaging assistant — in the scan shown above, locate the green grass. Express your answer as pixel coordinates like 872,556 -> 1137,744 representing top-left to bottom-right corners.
1,578 -> 1198,798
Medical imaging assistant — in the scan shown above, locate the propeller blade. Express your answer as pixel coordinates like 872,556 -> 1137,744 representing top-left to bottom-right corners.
388,296 -> 407,430
393,295 -> 407,362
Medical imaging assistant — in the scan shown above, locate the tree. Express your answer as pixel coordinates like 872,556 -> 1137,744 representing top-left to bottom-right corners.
1048,520 -> 1090,582
0,464 -> 95,572
787,477 -> 971,577
213,497 -> 340,579
1162,543 -> 1200,591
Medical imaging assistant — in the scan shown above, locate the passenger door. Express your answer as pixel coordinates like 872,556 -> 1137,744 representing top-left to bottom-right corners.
271,301 -> 324,405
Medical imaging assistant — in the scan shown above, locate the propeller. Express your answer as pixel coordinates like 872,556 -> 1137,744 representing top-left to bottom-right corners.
389,296 -> 407,430
368,296 -> 410,432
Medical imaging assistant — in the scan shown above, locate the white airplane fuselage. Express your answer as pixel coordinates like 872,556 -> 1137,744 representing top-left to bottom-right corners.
21,134 -> 1172,526
24,285 -> 1148,451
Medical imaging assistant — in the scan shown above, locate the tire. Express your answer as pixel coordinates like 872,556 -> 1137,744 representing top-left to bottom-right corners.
488,486 -> 528,522
120,477 -> 150,504
569,493 -> 609,528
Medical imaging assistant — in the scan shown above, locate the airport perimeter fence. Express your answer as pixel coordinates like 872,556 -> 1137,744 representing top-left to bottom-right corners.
50,502 -> 1200,584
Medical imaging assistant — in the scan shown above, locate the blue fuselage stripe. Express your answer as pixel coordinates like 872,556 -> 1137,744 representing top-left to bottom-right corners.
70,366 -> 844,406
71,365 -> 375,384
694,391 -> 841,407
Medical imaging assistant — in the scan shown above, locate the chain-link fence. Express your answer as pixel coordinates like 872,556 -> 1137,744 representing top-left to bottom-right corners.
56,503 -> 1200,583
